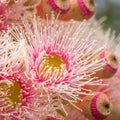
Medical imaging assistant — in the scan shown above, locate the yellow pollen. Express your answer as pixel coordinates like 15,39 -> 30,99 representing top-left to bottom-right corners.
40,55 -> 66,79
0,80 -> 22,111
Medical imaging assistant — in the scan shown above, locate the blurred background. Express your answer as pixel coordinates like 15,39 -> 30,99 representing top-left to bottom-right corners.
95,0 -> 120,38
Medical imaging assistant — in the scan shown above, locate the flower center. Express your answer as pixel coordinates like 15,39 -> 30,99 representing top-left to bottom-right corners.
0,80 -> 22,111
40,55 -> 66,80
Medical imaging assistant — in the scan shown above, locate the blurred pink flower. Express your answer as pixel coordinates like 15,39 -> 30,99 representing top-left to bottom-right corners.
0,34 -> 43,119
0,0 -> 40,31
0,3 -> 9,30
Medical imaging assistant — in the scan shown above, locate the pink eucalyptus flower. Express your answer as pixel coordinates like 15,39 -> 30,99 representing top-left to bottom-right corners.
0,34 -> 47,119
6,16 -> 111,118
3,17 -> 118,119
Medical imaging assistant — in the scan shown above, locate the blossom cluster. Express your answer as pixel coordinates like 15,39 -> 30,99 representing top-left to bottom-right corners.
0,0 -> 120,120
